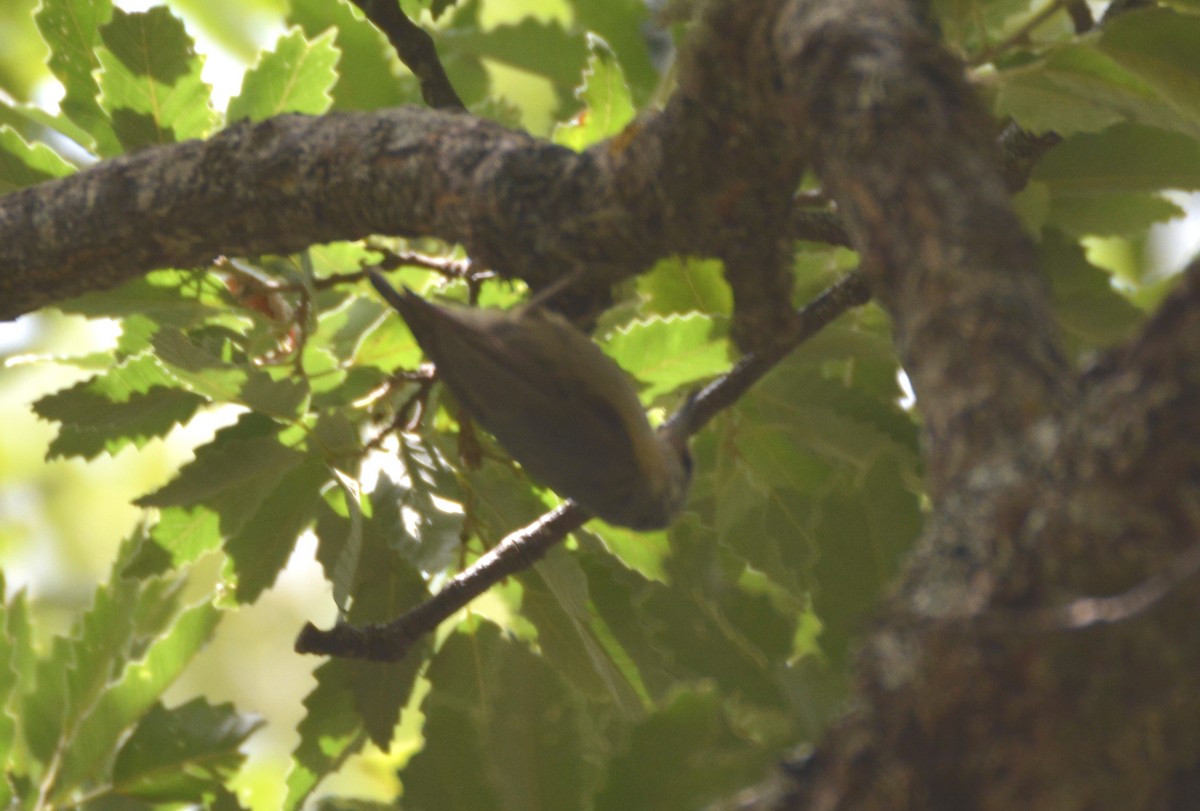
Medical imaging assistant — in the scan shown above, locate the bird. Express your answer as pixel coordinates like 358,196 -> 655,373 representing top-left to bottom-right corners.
369,271 -> 691,530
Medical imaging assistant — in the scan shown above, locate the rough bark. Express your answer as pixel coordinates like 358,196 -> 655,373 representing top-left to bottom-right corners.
0,1 -> 800,347
771,1 -> 1200,808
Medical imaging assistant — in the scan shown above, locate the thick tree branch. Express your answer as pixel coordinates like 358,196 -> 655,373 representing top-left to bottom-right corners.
1,0 -> 805,348
604,0 -> 805,347
793,260 -> 1200,811
0,110 -> 535,319
776,0 -> 1070,496
741,2 -> 1200,809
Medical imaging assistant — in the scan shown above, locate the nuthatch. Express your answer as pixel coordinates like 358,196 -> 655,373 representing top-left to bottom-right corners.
369,271 -> 691,530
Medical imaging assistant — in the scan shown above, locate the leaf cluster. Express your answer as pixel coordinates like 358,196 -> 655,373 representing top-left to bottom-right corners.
1,0 -> 1197,808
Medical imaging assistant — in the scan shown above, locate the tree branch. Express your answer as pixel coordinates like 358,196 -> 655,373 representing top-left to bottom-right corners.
347,0 -> 464,110
775,0 -> 1071,496
296,503 -> 586,660
0,109 -> 535,319
1,0 -> 807,338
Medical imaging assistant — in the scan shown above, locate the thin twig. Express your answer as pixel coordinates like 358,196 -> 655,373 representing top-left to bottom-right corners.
364,242 -> 483,282
792,208 -> 851,247
1018,543 -> 1200,633
998,122 -> 1062,193
923,540 -> 1200,635
971,0 -> 1069,66
295,271 -> 874,660
348,0 -> 465,110
667,271 -> 872,437
295,504 -> 586,660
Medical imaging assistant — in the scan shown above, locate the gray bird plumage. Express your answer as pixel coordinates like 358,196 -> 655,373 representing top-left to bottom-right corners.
369,271 -> 690,529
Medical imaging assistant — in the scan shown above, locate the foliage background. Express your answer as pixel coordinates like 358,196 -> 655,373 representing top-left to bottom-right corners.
0,0 -> 1198,808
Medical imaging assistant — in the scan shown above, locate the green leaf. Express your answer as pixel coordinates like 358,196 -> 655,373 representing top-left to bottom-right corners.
21,643 -> 70,767
786,319 -> 899,370
670,522 -> 797,704
289,0 -> 419,110
55,270 -> 228,329
121,521 -> 176,578
518,547 -> 645,713
137,412 -> 305,531
65,556 -> 182,729
0,100 -> 96,157
311,409 -> 364,468
0,576 -> 26,771
1046,191 -> 1184,237
224,454 -> 329,603
310,365 -> 391,410
50,600 -> 223,801
553,33 -> 636,151
226,27 -> 340,121
3,582 -> 35,701
0,126 -> 75,193
33,354 -> 207,460
1099,8 -> 1200,134
571,537 -> 686,695
317,296 -> 391,363
1040,229 -> 1144,349
96,7 -> 218,148
728,360 -> 919,479
149,505 -> 223,566
576,537 -> 679,695
284,661 -> 367,811
1033,123 -> 1200,194
353,302 -> 424,370
440,49 -> 489,109
237,369 -> 310,419
314,478 -> 435,624
809,457 -> 920,668
446,18 -> 589,99
394,440 -> 467,571
34,0 -> 120,155
288,514 -> 429,803
566,0 -> 659,103
459,452 -> 556,548
711,476 -> 822,598
581,525 -> 795,708
936,0 -> 1053,54
326,472 -> 364,613
582,523 -> 670,583
20,532 -> 217,794
993,43 -> 1196,137
157,0 -> 264,59
152,327 -> 309,418
602,314 -> 729,402
342,574 -> 429,750
402,624 -> 597,811
636,257 -> 733,317
22,543 -> 175,772
594,685 -> 772,811
112,698 -> 263,802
